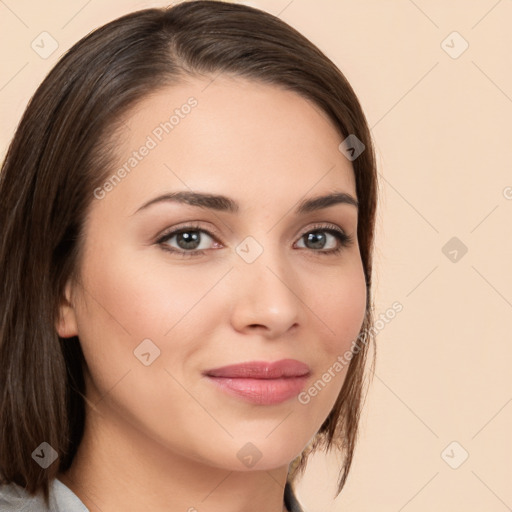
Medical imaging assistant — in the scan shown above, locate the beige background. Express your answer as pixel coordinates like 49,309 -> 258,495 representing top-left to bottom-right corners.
1,1 -> 511,510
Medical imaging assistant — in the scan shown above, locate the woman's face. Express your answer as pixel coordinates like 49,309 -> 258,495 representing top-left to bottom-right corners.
58,75 -> 367,471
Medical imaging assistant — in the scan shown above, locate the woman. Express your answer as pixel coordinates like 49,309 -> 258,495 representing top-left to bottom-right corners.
0,1 -> 377,510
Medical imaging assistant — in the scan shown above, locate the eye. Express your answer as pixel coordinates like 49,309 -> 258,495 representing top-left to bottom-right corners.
156,222 -> 353,258
295,223 -> 353,255
157,224 -> 220,256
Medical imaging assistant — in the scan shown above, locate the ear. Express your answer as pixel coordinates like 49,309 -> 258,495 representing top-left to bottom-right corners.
56,280 -> 79,338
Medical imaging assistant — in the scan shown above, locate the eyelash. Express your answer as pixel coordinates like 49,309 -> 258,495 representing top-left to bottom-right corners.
156,222 -> 353,258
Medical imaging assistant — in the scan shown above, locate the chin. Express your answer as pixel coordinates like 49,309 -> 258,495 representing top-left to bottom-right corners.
199,435 -> 311,473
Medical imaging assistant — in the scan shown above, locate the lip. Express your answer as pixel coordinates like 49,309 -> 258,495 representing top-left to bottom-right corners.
204,359 -> 310,405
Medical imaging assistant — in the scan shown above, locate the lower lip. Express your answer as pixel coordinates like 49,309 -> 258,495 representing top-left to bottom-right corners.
206,376 -> 309,405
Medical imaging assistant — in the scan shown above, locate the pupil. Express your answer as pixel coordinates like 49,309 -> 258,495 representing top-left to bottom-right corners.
178,231 -> 200,250
306,231 -> 325,249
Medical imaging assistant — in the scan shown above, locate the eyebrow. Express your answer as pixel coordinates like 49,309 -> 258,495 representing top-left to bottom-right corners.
133,190 -> 358,216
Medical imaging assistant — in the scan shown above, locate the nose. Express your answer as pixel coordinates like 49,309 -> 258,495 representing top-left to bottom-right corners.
229,248 -> 302,338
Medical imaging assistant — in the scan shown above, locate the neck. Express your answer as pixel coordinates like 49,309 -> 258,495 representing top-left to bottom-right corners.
58,395 -> 290,512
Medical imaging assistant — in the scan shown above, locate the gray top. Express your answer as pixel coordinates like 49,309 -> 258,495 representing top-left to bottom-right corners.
0,479 -> 88,511
0,479 -> 303,511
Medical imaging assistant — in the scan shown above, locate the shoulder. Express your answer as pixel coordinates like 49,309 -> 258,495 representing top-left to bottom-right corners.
0,481 -> 48,511
0,479 -> 89,512
284,481 -> 305,512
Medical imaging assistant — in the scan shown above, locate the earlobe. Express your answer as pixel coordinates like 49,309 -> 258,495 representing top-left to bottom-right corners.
56,281 -> 79,338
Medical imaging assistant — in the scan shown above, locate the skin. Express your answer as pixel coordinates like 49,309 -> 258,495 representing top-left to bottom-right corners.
56,75 -> 367,512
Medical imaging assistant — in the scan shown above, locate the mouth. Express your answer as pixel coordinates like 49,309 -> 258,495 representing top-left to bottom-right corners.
203,359 -> 311,405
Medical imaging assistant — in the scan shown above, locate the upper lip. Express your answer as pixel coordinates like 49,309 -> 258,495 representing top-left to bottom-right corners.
204,359 -> 310,379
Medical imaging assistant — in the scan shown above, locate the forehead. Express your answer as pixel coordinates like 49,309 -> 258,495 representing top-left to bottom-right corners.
96,75 -> 356,216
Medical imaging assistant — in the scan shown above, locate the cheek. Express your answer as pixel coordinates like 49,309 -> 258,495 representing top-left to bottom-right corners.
72,238 -> 234,403
69,243 -> 163,381
296,259 -> 367,420
71,241 -> 229,445
310,260 -> 367,356
76,239 -> 225,342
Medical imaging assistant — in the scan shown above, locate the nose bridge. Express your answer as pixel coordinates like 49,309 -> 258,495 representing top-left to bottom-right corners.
229,234 -> 302,335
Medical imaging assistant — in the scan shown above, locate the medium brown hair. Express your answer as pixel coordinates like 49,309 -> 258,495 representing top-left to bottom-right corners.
0,0 -> 377,505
